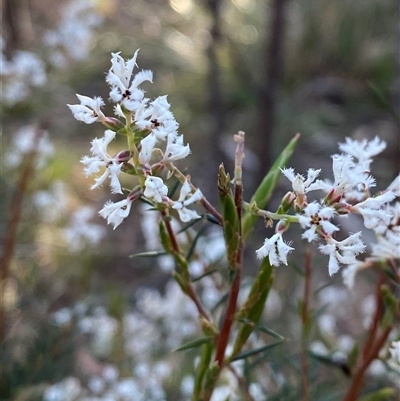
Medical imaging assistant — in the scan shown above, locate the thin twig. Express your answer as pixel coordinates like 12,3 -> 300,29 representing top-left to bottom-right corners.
341,271 -> 393,401
300,249 -> 312,401
214,135 -> 245,369
162,211 -> 211,322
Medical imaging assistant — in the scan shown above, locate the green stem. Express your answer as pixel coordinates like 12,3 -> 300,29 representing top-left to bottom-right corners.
161,210 -> 211,322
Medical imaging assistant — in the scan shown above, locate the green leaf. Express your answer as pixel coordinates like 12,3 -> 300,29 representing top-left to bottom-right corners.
230,258 -> 274,357
159,220 -> 173,253
192,343 -> 213,401
129,250 -> 166,258
231,340 -> 284,361
168,179 -> 181,198
173,336 -> 213,352
202,362 -> 220,398
242,134 -> 299,242
218,164 -> 241,270
253,325 -> 284,340
206,214 -> 221,225
186,226 -> 207,261
191,269 -> 218,283
193,342 -> 213,400
177,217 -> 203,234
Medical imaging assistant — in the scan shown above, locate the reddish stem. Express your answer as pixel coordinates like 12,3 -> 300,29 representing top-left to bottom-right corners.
341,272 -> 392,401
214,181 -> 244,368
300,250 -> 312,401
341,327 -> 392,401
200,197 -> 223,226
162,213 -> 211,322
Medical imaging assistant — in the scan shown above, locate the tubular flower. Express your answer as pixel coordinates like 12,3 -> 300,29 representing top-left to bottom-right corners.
351,190 -> 396,230
135,96 -> 179,139
281,167 -> 323,196
255,233 -> 294,266
162,133 -> 191,162
139,133 -> 157,165
106,50 -> 153,111
319,232 -> 366,276
81,130 -> 127,194
99,197 -> 134,230
144,176 -> 168,203
298,202 -> 339,242
171,180 -> 202,222
68,94 -> 106,124
338,136 -> 386,170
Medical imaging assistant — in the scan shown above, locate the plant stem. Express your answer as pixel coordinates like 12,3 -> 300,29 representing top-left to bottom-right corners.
341,272 -> 393,401
300,249 -> 312,401
162,211 -> 211,322
207,134 -> 245,400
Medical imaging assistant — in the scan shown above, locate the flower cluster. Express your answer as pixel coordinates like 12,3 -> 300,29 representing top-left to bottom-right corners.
256,137 -> 399,277
68,50 -> 202,229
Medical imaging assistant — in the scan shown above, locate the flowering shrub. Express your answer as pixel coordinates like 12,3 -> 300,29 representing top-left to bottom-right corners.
67,50 -> 400,400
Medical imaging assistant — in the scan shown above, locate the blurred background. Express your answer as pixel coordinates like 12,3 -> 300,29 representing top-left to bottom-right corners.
1,0 -> 399,400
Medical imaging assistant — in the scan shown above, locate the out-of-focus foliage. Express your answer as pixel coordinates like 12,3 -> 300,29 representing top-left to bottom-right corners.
1,0 -> 399,400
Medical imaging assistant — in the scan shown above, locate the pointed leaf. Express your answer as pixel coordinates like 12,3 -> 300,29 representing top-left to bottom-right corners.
242,134 -> 299,241
185,226 -> 207,261
129,250 -> 166,258
177,217 -> 203,234
231,258 -> 274,357
206,214 -> 221,225
231,340 -> 284,361
173,336 -> 213,352
191,269 -> 218,283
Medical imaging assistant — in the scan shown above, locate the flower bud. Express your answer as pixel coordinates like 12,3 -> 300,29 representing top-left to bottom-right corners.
325,188 -> 342,205
276,218 -> 290,234
102,117 -> 125,131
276,191 -> 296,213
200,316 -> 219,336
151,163 -> 165,176
127,187 -> 143,202
334,203 -> 350,215
136,164 -> 152,177
115,150 -> 133,163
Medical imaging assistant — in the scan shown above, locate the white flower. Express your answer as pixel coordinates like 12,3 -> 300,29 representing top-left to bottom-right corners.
162,134 -> 191,162
144,176 -> 168,203
319,232 -> 366,276
139,133 -> 157,165
371,229 -> 400,260
352,191 -> 396,230
314,154 -> 376,202
339,136 -> 386,170
171,180 -> 202,222
281,167 -> 323,195
68,94 -> 106,124
106,50 -> 153,111
298,202 -> 339,242
99,197 -> 134,229
255,233 -> 294,266
81,130 -> 125,194
135,96 -> 179,139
